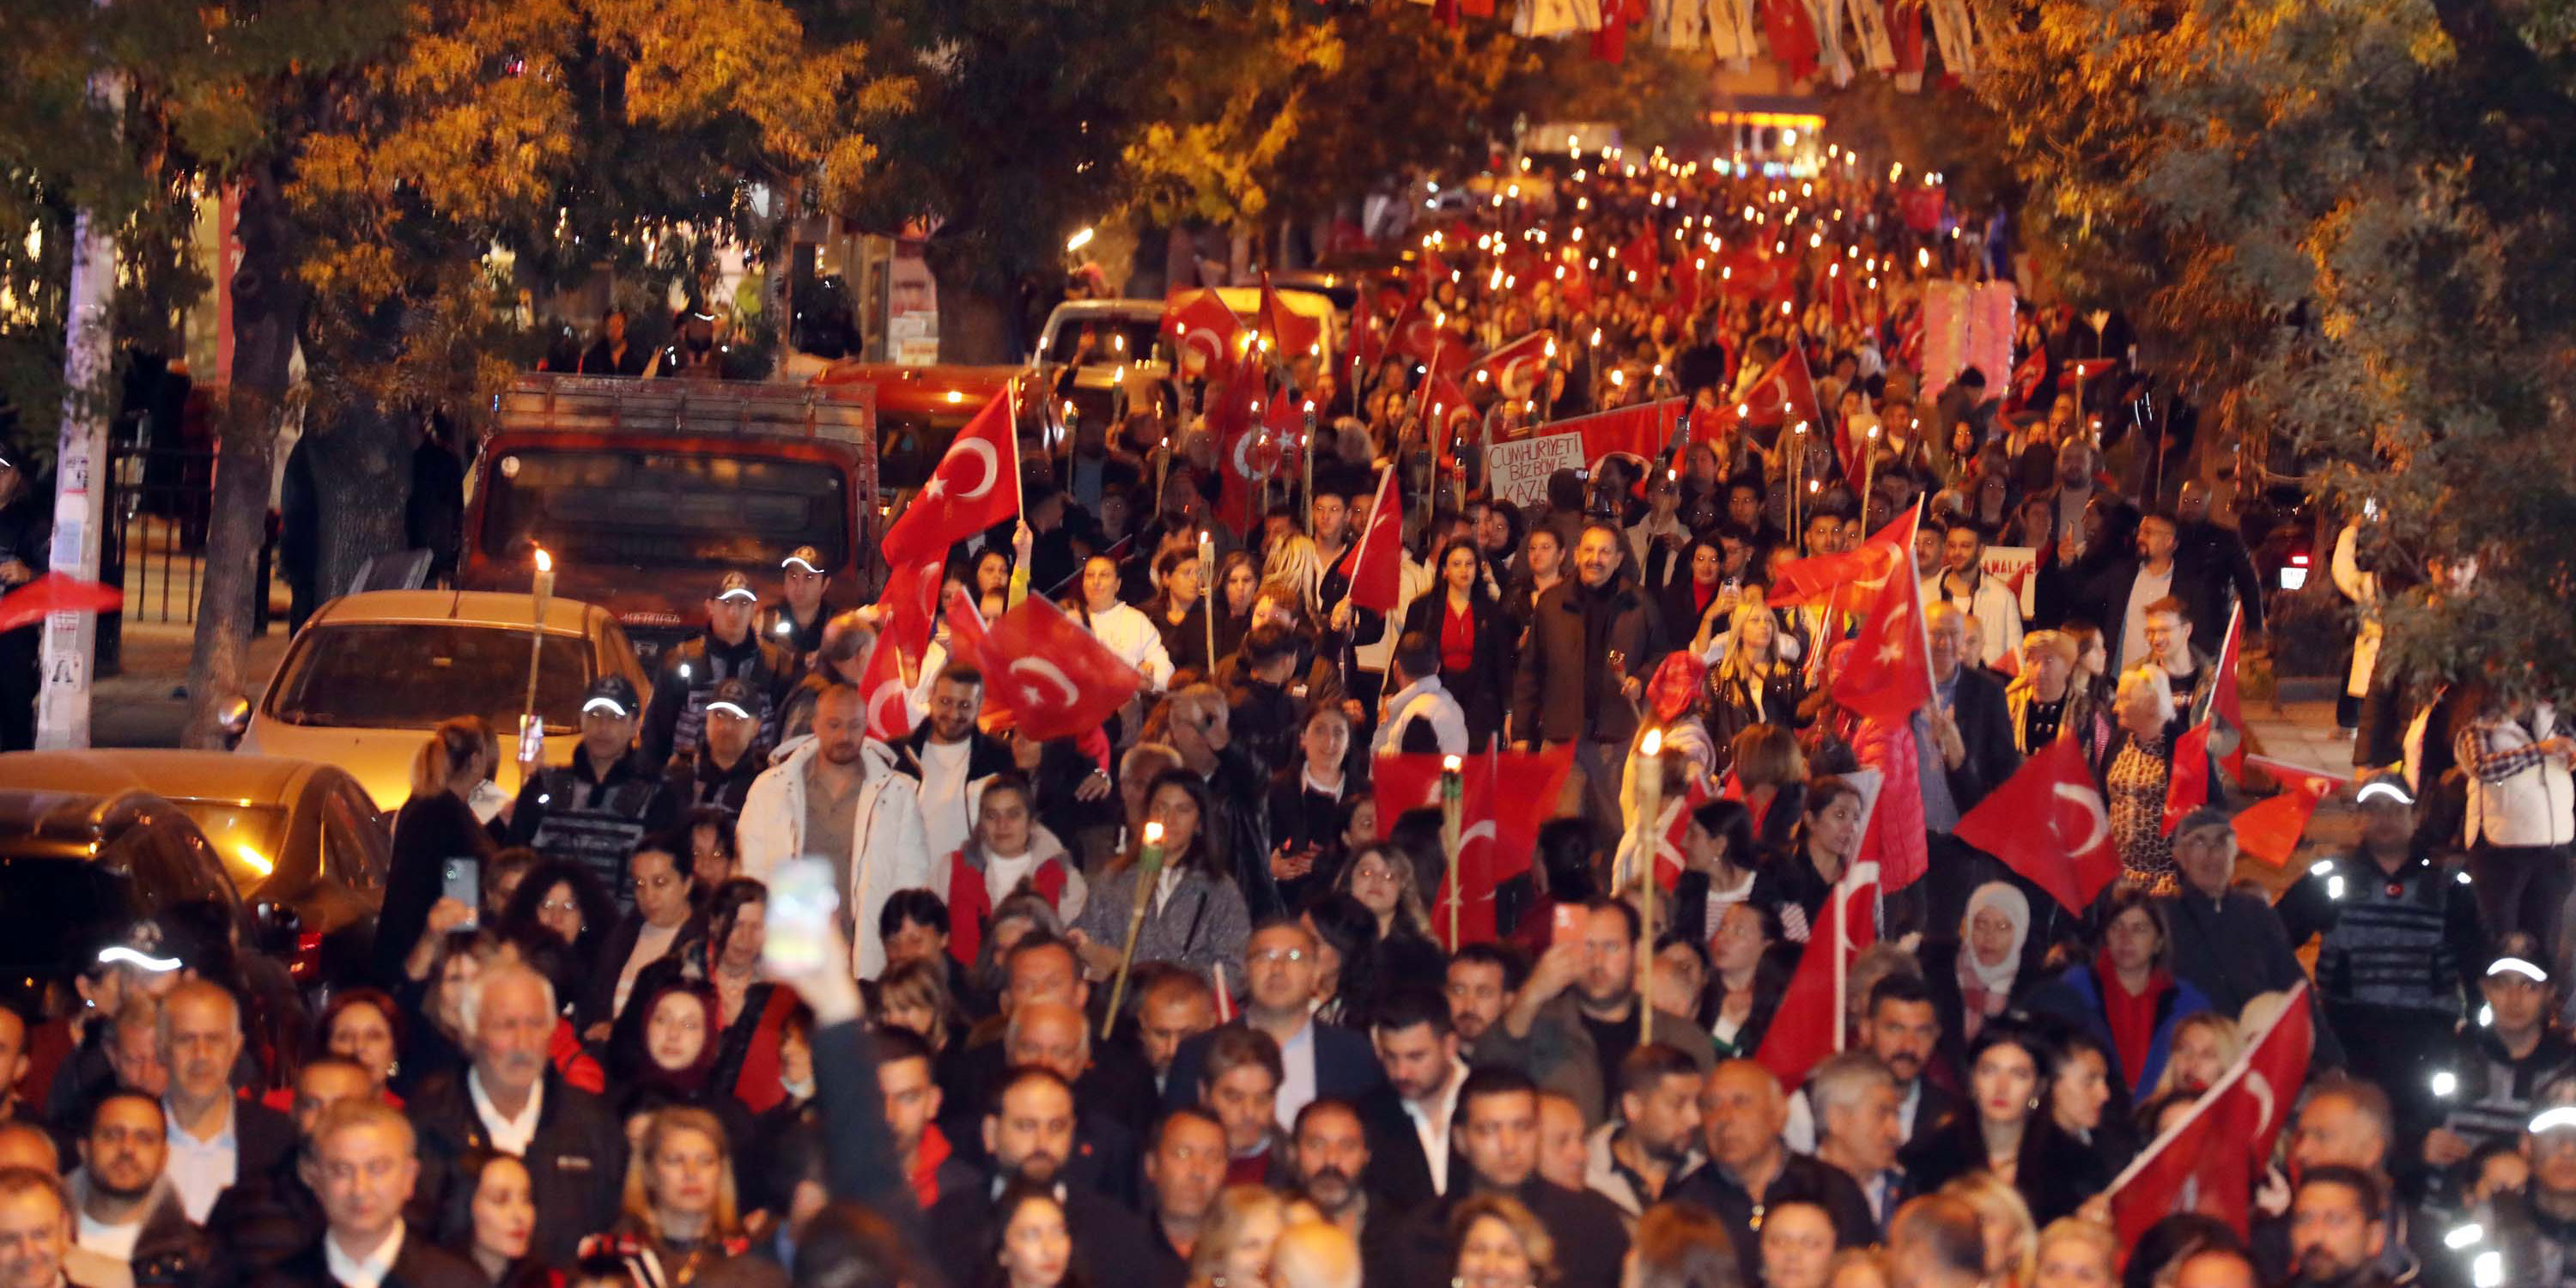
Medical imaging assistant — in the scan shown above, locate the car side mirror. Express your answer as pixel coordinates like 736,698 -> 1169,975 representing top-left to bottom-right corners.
216,696 -> 252,749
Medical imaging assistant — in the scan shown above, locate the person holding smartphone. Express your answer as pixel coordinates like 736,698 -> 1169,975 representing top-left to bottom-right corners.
378,718 -> 503,987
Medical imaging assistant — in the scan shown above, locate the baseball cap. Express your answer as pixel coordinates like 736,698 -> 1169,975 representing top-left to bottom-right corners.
2488,932 -> 2551,985
781,546 -> 826,574
2173,805 -> 2236,838
712,571 -> 758,604
2354,769 -> 2415,807
706,677 -> 759,721
91,920 -> 184,975
583,674 -> 641,718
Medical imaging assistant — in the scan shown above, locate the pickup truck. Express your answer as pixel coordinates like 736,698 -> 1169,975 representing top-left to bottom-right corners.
459,374 -> 877,664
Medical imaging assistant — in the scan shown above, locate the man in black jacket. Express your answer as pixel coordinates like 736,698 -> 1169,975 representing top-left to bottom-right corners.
405,963 -> 624,1265
927,1068 -> 1149,1288
638,570 -> 797,775
1511,522 -> 1665,835
279,1101 -> 483,1288
660,676 -> 770,812
2160,808 -> 2344,1070
1291,1099 -> 1410,1282
894,665 -> 1015,871
508,676 -> 677,916
1668,1060 -> 1879,1282
155,982 -> 295,1225
1383,1066 -> 1631,1287
202,1058 -> 376,1283
1161,684 -> 1282,919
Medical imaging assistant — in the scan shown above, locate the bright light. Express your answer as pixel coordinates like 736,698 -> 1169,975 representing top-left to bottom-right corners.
234,843 -> 273,877
1640,728 -> 1662,756
1781,129 -> 1797,147
1917,248 -> 1931,269
1144,821 -> 1165,846
1065,227 -> 1096,253
946,390 -> 964,404
533,548 -> 553,574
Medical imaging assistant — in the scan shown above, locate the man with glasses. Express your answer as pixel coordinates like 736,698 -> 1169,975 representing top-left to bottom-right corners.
1162,920 -> 1382,1131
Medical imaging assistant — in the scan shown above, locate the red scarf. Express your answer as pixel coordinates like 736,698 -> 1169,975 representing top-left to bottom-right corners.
910,1124 -> 954,1210
2101,968 -> 2168,1093
945,849 -> 1070,967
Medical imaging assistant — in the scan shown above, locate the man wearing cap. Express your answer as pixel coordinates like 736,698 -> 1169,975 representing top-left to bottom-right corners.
765,546 -> 840,659
2157,805 -> 2345,1067
0,446 -> 49,752
2279,771 -> 2488,1125
2427,933 -> 2576,1166
507,675 -> 677,916
661,677 -> 768,812
2488,1072 -> 2576,1281
637,570 -> 794,776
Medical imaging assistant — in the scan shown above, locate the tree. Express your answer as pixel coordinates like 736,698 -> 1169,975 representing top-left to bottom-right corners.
1977,0 -> 2576,696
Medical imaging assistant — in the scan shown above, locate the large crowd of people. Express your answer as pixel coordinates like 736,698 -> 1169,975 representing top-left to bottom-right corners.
5,148 -> 2571,1288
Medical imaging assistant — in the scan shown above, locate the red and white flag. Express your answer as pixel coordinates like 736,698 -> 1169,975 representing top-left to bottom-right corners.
2164,717 -> 2216,835
1257,273 -> 1323,361
1374,748 -> 1577,950
1469,331 -> 1552,400
970,597 -> 1150,742
2232,757 -> 2349,867
872,552 -> 947,675
1755,858 -> 1881,1087
1952,737 -> 2123,914
1163,289 -> 1245,379
2210,604 -> 2249,777
857,630 -> 913,742
881,392 -> 1020,563
1391,306 -> 1470,376
1346,466 -> 1406,613
1830,507 -> 1934,726
2109,981 -> 2315,1245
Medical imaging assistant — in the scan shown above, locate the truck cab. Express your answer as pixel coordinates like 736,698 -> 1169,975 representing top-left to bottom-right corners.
459,374 -> 877,665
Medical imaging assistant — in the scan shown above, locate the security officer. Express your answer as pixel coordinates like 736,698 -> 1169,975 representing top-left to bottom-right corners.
2278,770 -> 2490,1134
508,674 -> 677,915
763,544 -> 840,659
638,570 -> 794,775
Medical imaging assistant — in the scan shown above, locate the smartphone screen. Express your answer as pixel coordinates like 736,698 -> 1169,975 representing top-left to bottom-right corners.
1552,903 -> 1584,945
763,856 -> 842,976
440,859 -> 481,931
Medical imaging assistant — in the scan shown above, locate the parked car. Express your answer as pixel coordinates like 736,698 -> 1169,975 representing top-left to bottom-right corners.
235,589 -> 651,811
0,788 -> 252,1011
0,750 -> 390,986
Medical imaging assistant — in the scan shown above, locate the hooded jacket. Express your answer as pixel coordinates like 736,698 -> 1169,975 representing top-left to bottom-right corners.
939,823 -> 1089,967
738,737 -> 930,980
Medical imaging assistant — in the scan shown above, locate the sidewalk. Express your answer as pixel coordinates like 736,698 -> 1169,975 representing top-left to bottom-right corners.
2238,679 -> 2363,893
93,617 -> 293,748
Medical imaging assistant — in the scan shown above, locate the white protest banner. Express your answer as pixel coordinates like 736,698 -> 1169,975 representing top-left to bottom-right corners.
1487,432 -> 1588,507
1982,545 -> 2039,617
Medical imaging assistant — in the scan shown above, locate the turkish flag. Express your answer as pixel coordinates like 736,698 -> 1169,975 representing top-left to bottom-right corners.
0,574 -> 123,632
872,551 -> 946,677
1469,331 -> 1552,401
1346,466 -> 1405,613
973,597 -> 1150,742
1953,738 -> 2123,914
1392,307 -> 1469,377
2164,718 -> 2216,835
1208,375 -> 1269,534
855,629 -> 914,742
1830,510 -> 1934,726
1375,748 -> 1577,950
2109,981 -> 2314,1244
2233,757 -> 2349,867
1352,310 -> 1388,373
1525,399 -> 1681,465
881,392 -> 1020,563
1754,861 -> 1881,1087
2211,605 -> 2249,777
1258,273 -> 1323,361
1163,289 -> 1245,379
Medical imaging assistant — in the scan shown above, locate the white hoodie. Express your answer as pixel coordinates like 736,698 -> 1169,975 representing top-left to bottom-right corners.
738,737 -> 931,980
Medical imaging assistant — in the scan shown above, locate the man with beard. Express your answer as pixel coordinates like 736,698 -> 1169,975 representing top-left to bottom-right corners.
1385,1067 -> 1629,1287
1443,946 -> 1521,1059
1668,1060 -> 1879,1281
1133,972 -> 1218,1097
1583,1043 -> 1705,1218
64,1092 -> 204,1285
926,1068 -> 1146,1288
2252,1079 -> 2437,1285
2284,1167 -> 2396,1288
740,683 -> 931,979
1355,989 -> 1466,1212
1291,1097 -> 1406,1285
1138,1109 -> 1225,1288
1491,901 -> 1713,1117
1511,525 -> 1667,834
1787,975 -> 1959,1156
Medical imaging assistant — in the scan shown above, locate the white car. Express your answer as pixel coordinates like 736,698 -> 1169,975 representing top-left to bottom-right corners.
235,590 -> 651,811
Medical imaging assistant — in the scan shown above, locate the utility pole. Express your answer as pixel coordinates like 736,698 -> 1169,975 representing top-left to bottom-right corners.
37,0 -> 122,750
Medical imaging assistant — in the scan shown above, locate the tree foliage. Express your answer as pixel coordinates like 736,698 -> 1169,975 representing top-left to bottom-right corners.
1978,0 -> 2576,696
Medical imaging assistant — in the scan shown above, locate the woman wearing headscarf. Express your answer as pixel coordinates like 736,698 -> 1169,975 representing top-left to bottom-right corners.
1922,882 -> 2035,1074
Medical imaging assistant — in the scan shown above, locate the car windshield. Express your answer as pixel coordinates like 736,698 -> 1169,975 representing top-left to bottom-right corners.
266,623 -> 593,733
878,411 -> 980,490
479,447 -> 848,571
170,801 -> 291,890
1045,317 -> 1163,367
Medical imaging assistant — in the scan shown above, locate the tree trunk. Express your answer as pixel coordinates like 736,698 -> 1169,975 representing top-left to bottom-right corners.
924,233 -> 1018,366
183,165 -> 304,748
307,392 -> 411,598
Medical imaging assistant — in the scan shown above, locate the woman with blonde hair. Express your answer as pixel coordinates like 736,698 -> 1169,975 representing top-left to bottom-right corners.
381,716 -> 501,986
1940,1170 -> 2038,1287
2147,1010 -> 2242,1103
2031,1217 -> 2117,1288
1334,842 -> 1433,943
1449,1194 -> 1558,1288
874,957 -> 957,1059
583,1105 -> 775,1287
1188,1185 -> 1289,1288
1704,601 -> 1808,751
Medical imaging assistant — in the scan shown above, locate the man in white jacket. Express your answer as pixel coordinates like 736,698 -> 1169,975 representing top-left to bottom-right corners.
1372,632 -> 1468,758
739,683 -> 930,979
